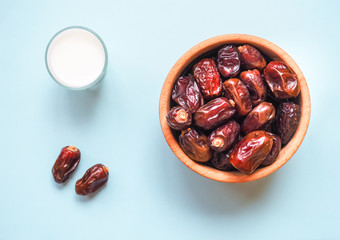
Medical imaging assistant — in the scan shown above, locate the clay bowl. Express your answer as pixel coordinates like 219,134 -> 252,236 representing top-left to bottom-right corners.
159,34 -> 311,183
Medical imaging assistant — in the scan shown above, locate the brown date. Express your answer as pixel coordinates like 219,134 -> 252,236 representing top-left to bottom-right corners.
179,128 -> 212,162
223,78 -> 252,116
261,134 -> 281,167
208,120 -> 240,152
75,164 -> 109,195
239,69 -> 267,106
217,45 -> 241,78
263,61 -> 300,99
171,75 -> 204,113
241,102 -> 276,134
52,146 -> 81,183
194,97 -> 236,130
275,102 -> 301,145
211,151 -> 234,171
166,106 -> 192,130
193,58 -> 222,99
229,131 -> 273,174
238,45 -> 266,70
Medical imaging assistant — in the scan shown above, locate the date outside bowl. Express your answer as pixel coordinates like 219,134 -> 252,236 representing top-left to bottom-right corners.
159,34 -> 311,183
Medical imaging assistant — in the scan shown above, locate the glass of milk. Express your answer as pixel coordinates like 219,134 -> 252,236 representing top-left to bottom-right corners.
45,26 -> 108,90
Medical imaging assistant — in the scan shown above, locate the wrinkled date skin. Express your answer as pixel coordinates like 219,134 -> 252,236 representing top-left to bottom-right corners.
194,97 -> 236,130
52,146 -> 81,183
179,128 -> 212,162
238,45 -> 267,70
172,75 -> 204,113
230,131 -> 273,174
217,45 -> 241,78
241,102 -> 276,134
223,78 -> 252,116
275,102 -> 301,145
261,134 -> 281,167
239,69 -> 267,106
263,61 -> 300,99
166,106 -> 192,130
193,58 -> 222,99
211,151 -> 234,171
208,120 -> 240,152
75,164 -> 109,195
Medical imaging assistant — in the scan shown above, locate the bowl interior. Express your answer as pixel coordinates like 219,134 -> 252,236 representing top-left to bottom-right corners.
159,34 -> 310,183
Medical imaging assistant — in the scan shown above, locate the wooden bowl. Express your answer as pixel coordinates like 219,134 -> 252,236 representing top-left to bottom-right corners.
159,34 -> 311,183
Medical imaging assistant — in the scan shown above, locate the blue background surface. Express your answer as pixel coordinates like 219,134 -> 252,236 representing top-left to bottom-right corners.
1,0 -> 339,239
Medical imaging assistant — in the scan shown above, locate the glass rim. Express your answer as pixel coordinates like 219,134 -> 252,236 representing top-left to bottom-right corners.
45,26 -> 108,90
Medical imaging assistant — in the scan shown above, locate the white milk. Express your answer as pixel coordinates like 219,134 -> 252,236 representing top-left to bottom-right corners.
46,27 -> 107,89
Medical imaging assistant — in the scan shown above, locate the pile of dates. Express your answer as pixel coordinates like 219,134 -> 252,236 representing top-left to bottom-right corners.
167,44 -> 301,174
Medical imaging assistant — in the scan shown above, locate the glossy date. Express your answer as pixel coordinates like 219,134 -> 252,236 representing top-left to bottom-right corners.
229,131 -> 273,174
223,78 -> 252,116
208,120 -> 240,152
241,102 -> 276,134
275,102 -> 301,144
217,45 -> 241,78
238,44 -> 266,70
239,69 -> 267,106
52,146 -> 81,184
172,75 -> 204,113
194,97 -> 236,130
263,61 -> 300,99
193,58 -> 222,99
179,128 -> 212,162
75,164 -> 109,195
166,106 -> 192,130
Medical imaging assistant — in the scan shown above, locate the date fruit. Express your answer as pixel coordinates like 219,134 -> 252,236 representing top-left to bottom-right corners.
172,75 -> 204,113
208,120 -> 240,152
179,128 -> 212,162
223,78 -> 252,116
193,58 -> 222,99
238,44 -> 266,70
261,134 -> 281,167
52,146 -> 81,183
75,164 -> 109,195
275,102 -> 301,144
263,61 -> 300,99
194,97 -> 236,130
241,102 -> 276,134
211,151 -> 234,171
229,131 -> 273,174
166,106 -> 192,130
239,69 -> 267,106
217,45 -> 241,78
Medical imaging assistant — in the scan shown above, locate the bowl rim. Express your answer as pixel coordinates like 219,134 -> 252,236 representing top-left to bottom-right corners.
159,34 -> 311,183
